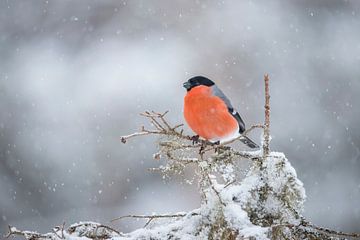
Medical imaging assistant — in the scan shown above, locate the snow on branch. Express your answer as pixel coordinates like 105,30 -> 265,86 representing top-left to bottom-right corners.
6,75 -> 360,240
5,222 -> 123,240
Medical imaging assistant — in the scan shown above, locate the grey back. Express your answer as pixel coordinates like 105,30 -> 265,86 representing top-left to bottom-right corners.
211,85 -> 246,133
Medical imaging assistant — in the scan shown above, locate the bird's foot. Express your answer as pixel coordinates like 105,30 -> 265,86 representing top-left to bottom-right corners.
199,145 -> 205,155
191,135 -> 200,145
207,141 -> 220,153
213,140 -> 220,146
198,139 -> 209,155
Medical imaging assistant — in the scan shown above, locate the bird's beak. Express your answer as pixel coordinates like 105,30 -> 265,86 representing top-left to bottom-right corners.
183,81 -> 191,90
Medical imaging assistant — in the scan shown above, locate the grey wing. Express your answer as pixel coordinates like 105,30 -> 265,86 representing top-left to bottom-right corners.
211,85 -> 246,133
212,85 -> 233,108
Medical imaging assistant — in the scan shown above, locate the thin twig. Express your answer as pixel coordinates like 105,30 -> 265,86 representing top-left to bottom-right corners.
202,124 -> 264,153
154,111 -> 172,130
263,74 -> 271,156
271,221 -> 360,239
5,225 -> 52,239
121,131 -> 153,143
223,179 -> 236,189
303,221 -> 360,238
52,222 -> 66,239
111,212 -> 199,223
165,150 -> 199,163
228,149 -> 262,160
242,124 -> 264,137
172,123 -> 184,130
206,174 -> 226,206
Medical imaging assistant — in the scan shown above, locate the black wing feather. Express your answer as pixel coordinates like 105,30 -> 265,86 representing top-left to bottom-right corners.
228,108 -> 246,133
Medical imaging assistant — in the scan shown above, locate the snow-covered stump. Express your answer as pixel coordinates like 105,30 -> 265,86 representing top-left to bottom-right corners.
226,151 -> 306,239
237,152 -> 306,228
123,151 -> 306,240
112,150 -> 305,240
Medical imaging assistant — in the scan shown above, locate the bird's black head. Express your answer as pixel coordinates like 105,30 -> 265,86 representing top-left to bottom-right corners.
183,76 -> 215,91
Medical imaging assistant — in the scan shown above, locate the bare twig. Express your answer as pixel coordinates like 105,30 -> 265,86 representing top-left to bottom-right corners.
111,213 -> 186,222
154,110 -> 173,130
223,179 -> 237,189
227,149 -> 261,160
121,131 -> 152,143
271,221 -> 360,239
303,221 -> 360,238
52,222 -> 66,239
206,174 -> 226,206
121,111 -> 195,143
171,123 -> 184,130
111,212 -> 199,228
242,124 -> 265,137
263,74 -> 271,156
165,150 -> 199,164
202,124 -> 264,153
158,141 -> 200,149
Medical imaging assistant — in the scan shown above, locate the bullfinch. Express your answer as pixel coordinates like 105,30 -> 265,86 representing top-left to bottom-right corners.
183,76 -> 259,148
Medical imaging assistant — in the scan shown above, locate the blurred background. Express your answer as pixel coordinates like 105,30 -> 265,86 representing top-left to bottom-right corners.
1,0 -> 360,235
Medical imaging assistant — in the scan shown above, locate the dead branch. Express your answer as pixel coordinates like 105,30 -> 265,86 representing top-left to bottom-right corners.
111,212 -> 200,228
121,110 -> 261,155
111,213 -> 187,222
223,179 -> 237,189
263,74 -> 271,156
5,225 -> 54,239
242,124 -> 265,136
303,221 -> 360,238
52,222 -> 66,239
206,174 -> 226,206
5,222 -> 124,240
271,221 -> 360,239
121,130 -> 152,143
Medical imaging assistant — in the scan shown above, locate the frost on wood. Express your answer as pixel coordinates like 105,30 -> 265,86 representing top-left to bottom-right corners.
7,75 -> 360,240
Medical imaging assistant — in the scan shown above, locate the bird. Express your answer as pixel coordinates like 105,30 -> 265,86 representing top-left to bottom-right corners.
183,76 -> 259,148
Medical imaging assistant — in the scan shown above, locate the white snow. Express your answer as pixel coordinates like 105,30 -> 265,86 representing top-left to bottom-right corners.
10,151 -> 306,240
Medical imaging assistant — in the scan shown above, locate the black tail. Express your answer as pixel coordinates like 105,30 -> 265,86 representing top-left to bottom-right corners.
240,136 -> 259,149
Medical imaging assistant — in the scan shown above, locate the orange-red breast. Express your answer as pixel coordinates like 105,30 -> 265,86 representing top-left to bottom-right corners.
183,76 -> 258,148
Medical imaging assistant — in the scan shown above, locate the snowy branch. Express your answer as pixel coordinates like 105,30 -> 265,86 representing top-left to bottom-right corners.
7,74 -> 360,240
5,222 -> 123,240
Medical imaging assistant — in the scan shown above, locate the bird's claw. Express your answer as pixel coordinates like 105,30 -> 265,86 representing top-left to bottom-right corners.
199,145 -> 205,155
198,139 -> 208,155
213,140 -> 220,146
191,135 -> 200,145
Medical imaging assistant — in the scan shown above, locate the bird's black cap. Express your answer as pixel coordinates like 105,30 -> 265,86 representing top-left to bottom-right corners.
183,76 -> 215,91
